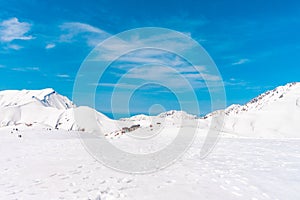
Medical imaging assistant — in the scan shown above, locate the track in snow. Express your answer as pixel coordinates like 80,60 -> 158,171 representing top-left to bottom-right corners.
0,129 -> 299,200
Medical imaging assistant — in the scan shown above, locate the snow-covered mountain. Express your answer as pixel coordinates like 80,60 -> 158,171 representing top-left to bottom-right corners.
158,110 -> 197,120
120,110 -> 197,121
1,85 -> 300,199
123,110 -> 198,128
0,82 -> 299,138
205,82 -> 300,138
0,88 -> 75,109
226,82 -> 299,115
0,88 -> 117,133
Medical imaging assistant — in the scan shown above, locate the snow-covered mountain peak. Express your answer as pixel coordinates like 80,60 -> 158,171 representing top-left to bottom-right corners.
0,83 -> 299,138
202,82 -> 300,119
202,82 -> 300,138
0,88 -> 75,110
158,110 -> 197,119
120,114 -> 151,121
225,82 -> 300,115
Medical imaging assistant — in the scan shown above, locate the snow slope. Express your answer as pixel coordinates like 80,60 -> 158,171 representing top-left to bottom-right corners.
0,83 -> 300,138
205,82 -> 300,138
0,89 -> 118,133
119,110 -> 197,128
0,88 -> 75,109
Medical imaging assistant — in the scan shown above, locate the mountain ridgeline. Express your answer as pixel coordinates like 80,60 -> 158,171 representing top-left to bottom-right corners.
0,83 -> 299,138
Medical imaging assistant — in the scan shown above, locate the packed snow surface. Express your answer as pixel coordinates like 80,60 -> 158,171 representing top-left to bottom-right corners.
0,129 -> 299,200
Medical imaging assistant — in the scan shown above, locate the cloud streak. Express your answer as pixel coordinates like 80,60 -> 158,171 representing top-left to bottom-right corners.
100,65 -> 221,92
45,43 -> 56,49
11,67 -> 40,72
0,18 -> 33,42
56,74 -> 70,78
59,22 -> 110,47
232,58 -> 250,65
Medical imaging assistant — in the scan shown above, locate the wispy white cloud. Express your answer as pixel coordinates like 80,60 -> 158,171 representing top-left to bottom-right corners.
45,43 -> 55,49
26,67 -> 40,71
232,58 -> 250,65
114,50 -> 188,68
61,22 -> 104,34
91,30 -> 199,62
176,65 -> 206,73
91,82 -> 137,89
11,67 -> 40,71
109,65 -> 221,91
0,64 -> 5,68
83,27 -> 222,92
56,74 -> 70,78
59,22 -> 110,47
0,18 -> 33,42
6,44 -> 23,50
90,64 -> 214,91
223,78 -> 249,89
184,73 -> 221,81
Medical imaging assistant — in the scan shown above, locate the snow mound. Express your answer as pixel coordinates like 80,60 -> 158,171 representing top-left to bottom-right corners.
72,106 -> 119,133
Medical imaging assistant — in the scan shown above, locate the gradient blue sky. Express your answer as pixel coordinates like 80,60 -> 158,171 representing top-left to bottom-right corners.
0,0 -> 299,118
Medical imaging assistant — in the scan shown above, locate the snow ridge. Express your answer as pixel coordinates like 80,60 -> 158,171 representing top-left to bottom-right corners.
225,82 -> 300,115
0,88 -> 75,109
204,82 -> 300,138
0,82 -> 300,138
205,82 -> 300,118
158,110 -> 197,119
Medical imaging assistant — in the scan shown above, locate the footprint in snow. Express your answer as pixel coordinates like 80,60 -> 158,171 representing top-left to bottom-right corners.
262,192 -> 270,199
73,189 -> 81,193
118,178 -> 133,184
232,186 -> 240,191
231,191 -> 242,197
165,179 -> 176,184
6,184 -> 16,188
72,170 -> 81,175
60,176 -> 70,180
296,98 -> 300,107
58,173 -> 65,177
49,173 -> 57,177
69,182 -> 76,187
220,185 -> 228,191
236,178 -> 248,185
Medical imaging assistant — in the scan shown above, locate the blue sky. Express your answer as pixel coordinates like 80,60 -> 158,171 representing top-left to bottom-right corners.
0,0 -> 299,118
